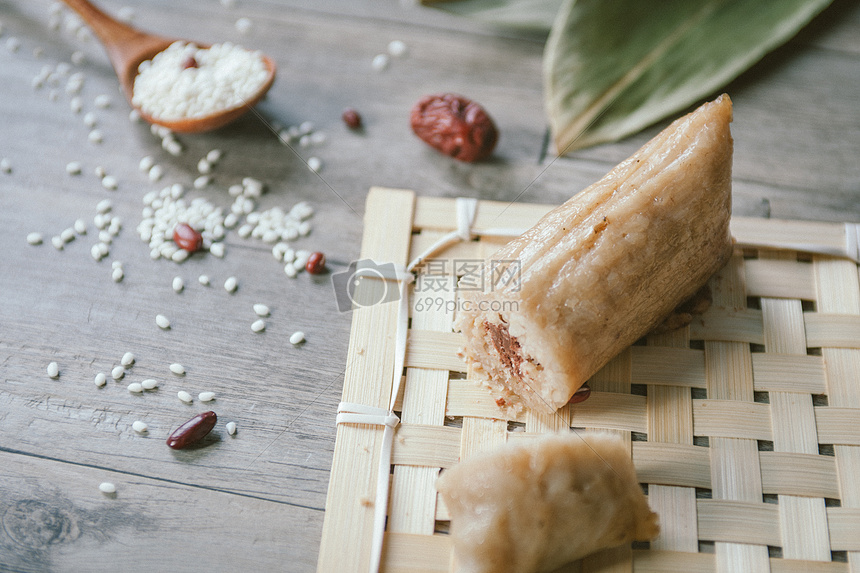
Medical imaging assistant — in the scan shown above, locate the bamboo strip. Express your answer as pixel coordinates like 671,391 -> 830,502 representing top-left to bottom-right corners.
381,532 -> 451,573
631,346 -> 705,388
408,233 -> 482,267
405,330 -> 465,372
815,256 -> 860,570
390,274 -> 453,535
391,424 -> 459,468
632,442 -> 711,489
692,400 -> 772,441
696,499 -> 781,546
689,309 -> 764,344
645,327 -> 698,554
568,392 -> 647,433
770,560 -> 849,573
445,379 -> 519,421
413,196 -> 551,233
827,508 -> 860,551
631,550 -> 714,573
581,349 -> 635,573
318,187 -> 416,573
761,250 -> 830,561
730,217 -> 849,257
815,407 -> 860,446
751,354 -> 828,394
804,313 -> 860,349
744,258 -> 816,301
704,257 -> 770,572
759,452 -> 840,499
458,416 -> 507,461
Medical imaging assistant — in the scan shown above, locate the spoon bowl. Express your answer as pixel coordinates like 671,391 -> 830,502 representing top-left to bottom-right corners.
62,0 -> 276,133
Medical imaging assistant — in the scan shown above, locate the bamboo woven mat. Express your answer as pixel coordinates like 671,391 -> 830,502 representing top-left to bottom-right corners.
317,187 -> 860,573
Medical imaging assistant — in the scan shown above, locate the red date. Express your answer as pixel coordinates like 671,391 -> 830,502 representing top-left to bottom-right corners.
182,56 -> 198,69
166,411 -> 217,449
306,252 -> 326,274
173,222 -> 203,252
410,93 -> 498,162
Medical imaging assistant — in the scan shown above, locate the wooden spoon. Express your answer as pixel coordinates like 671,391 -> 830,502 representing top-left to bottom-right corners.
61,0 -> 276,133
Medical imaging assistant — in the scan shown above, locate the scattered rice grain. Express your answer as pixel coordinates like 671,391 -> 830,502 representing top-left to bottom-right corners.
111,365 -> 125,380
224,276 -> 237,293
198,274 -> 210,286
141,378 -> 158,390
27,232 -> 43,245
121,352 -> 135,367
251,319 -> 266,332
127,382 -> 143,393
177,390 -> 193,403
226,421 -> 237,435
198,391 -> 215,402
289,331 -> 305,345
94,372 -> 107,387
132,420 -> 148,433
47,361 -> 59,378
253,303 -> 269,316
99,482 -> 116,494
155,314 -> 170,329
169,363 -> 185,375
172,276 -> 184,292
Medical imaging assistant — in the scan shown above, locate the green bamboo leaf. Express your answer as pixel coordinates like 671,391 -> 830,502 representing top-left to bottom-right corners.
423,0 -> 562,32
545,0 -> 833,154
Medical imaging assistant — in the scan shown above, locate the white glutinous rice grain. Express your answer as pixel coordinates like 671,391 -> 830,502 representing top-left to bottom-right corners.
70,96 -> 82,113
156,314 -> 170,329
94,94 -> 111,108
198,274 -> 210,286
132,420 -> 148,433
91,245 -> 103,260
284,263 -> 297,278
96,198 -> 112,213
251,319 -> 266,332
66,161 -> 82,175
129,109 -> 141,122
47,361 -> 59,378
141,378 -> 158,390
235,17 -> 252,34
169,363 -> 185,375
111,260 -> 123,270
289,331 -> 305,345
101,175 -> 118,190
171,249 -> 188,263
193,175 -> 210,189
51,236 -> 64,250
148,164 -> 163,182
209,242 -> 225,258
88,129 -> 103,144
131,41 -> 267,121
111,267 -> 124,282
94,372 -> 107,387
371,53 -> 389,71
121,352 -> 135,367
177,390 -> 193,404
197,158 -> 211,174
226,421 -> 237,435
253,303 -> 269,317
139,155 -> 154,172
387,40 -> 407,57
83,111 -> 97,127
94,166 -> 106,179
27,232 -> 43,245
198,391 -> 215,402
60,228 -> 76,243
307,157 -> 322,173
127,382 -> 143,393
71,51 -> 86,65
111,365 -> 125,380
74,219 -> 87,234
172,276 -> 184,292
206,149 -> 222,163
99,482 -> 116,494
0,158 -> 11,174
224,276 -> 237,293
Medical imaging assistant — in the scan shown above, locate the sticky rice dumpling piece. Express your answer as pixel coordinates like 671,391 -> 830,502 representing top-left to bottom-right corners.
455,94 -> 734,413
436,432 -> 659,573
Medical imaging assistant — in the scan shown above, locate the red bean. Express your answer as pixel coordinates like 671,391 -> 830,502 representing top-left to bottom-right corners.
306,252 -> 326,274
173,222 -> 203,252
568,384 -> 591,405
166,411 -> 217,449
181,56 -> 198,69
342,108 -> 362,129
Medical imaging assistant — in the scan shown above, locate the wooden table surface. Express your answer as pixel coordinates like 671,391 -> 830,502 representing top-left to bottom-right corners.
0,0 -> 858,571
